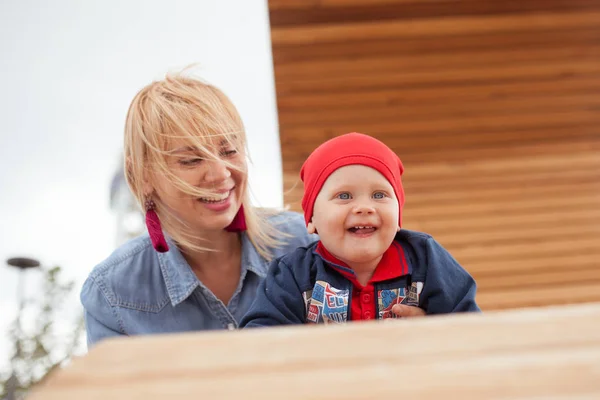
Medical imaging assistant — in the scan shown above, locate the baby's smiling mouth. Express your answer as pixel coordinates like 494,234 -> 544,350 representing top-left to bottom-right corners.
348,225 -> 377,234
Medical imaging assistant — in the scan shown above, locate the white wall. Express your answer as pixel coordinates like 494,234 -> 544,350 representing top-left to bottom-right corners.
0,0 -> 280,365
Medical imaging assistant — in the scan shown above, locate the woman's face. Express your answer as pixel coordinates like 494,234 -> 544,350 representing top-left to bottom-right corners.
151,136 -> 247,233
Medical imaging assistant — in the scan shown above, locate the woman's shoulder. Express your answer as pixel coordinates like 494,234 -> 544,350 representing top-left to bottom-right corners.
262,209 -> 319,254
80,234 -> 165,308
87,235 -> 156,278
267,210 -> 316,238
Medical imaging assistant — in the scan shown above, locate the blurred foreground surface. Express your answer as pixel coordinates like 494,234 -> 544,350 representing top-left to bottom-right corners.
29,302 -> 600,399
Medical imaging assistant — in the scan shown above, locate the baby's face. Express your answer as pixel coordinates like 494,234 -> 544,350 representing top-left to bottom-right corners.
308,165 -> 399,271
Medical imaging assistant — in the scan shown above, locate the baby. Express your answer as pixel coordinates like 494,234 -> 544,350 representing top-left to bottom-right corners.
241,133 -> 479,326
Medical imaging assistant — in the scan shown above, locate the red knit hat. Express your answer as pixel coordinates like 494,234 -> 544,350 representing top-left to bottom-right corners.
300,132 -> 405,227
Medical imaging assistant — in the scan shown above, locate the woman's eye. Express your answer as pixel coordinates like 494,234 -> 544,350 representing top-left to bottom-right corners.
373,192 -> 386,199
179,157 -> 203,166
221,149 -> 237,157
337,192 -> 351,200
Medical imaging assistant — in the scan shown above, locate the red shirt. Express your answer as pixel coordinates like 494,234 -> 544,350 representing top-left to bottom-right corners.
315,241 -> 409,321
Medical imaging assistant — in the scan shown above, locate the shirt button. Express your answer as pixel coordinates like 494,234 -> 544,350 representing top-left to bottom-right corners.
362,293 -> 371,303
363,311 -> 372,319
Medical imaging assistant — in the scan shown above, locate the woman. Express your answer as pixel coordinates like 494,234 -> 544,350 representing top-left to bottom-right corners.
81,71 -> 424,347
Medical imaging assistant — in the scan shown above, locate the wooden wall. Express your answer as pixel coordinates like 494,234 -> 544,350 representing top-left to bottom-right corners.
268,0 -> 600,311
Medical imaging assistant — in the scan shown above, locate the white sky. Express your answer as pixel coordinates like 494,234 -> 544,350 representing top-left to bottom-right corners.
0,0 -> 281,367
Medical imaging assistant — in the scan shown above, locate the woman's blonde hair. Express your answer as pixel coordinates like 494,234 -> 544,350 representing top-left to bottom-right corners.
124,70 -> 285,260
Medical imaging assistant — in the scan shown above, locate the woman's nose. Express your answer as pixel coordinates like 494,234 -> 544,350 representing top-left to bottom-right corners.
204,159 -> 231,183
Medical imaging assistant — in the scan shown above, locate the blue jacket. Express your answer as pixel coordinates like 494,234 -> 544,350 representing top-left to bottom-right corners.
240,229 -> 480,327
80,211 -> 317,347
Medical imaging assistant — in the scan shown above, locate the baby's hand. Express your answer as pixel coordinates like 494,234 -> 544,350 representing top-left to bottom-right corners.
391,304 -> 426,318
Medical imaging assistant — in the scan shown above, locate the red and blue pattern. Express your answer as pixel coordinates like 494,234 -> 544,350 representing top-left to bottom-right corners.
304,281 -> 349,324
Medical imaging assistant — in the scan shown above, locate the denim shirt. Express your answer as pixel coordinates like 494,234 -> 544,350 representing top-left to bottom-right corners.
80,211 -> 317,348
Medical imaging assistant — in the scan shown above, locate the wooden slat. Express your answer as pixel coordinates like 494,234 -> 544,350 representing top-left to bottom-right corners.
282,118 -> 599,155
463,253 -> 600,276
477,283 -> 600,309
277,76 -> 600,110
273,28 -> 600,63
406,150 -> 600,177
407,192 -> 600,220
269,0 -> 600,11
276,60 -> 600,94
275,45 -> 600,79
278,93 -> 600,126
475,267 -> 600,290
271,11 -> 600,45
270,0 -> 600,27
406,208 -> 600,234
448,237 -> 600,263
428,222 -> 600,248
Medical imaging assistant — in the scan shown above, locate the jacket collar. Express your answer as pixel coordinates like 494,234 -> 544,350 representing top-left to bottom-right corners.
313,237 -> 411,286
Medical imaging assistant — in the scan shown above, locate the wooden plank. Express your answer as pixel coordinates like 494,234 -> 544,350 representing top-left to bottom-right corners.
406,150 -> 600,178
275,44 -> 600,79
278,93 -> 600,127
477,284 -> 600,309
276,59 -> 600,94
475,267 -> 600,290
277,76 -> 600,110
427,223 -> 600,248
407,192 -> 600,219
269,0 -> 597,10
463,253 -> 600,275
406,208 -> 600,234
404,167 -> 600,192
270,0 -> 600,27
271,11 -> 600,45
406,180 -> 599,205
269,0 -> 556,11
317,0 -> 600,8
448,236 -> 600,262
273,28 -> 600,63
28,303 -> 600,399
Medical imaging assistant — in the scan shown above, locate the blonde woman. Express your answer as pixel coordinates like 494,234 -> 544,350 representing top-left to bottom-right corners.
81,71 -> 424,347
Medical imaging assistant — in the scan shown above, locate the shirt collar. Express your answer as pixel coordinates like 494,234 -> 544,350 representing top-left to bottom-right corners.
315,240 -> 410,288
159,232 -> 267,306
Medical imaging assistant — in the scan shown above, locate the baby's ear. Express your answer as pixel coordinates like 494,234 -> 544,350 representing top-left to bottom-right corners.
397,225 -> 401,232
307,221 -> 317,235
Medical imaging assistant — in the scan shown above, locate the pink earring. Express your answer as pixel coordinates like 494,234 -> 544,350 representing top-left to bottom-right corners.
145,199 -> 169,253
225,205 -> 247,232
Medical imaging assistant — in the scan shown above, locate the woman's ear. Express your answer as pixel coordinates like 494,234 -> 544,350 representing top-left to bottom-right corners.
143,182 -> 153,198
127,156 -> 153,195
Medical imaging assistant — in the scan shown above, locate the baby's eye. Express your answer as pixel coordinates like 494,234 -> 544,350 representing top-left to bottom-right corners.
337,192 -> 352,200
373,191 -> 387,199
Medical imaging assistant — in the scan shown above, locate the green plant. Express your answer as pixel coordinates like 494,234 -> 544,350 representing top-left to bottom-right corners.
0,266 -> 84,399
